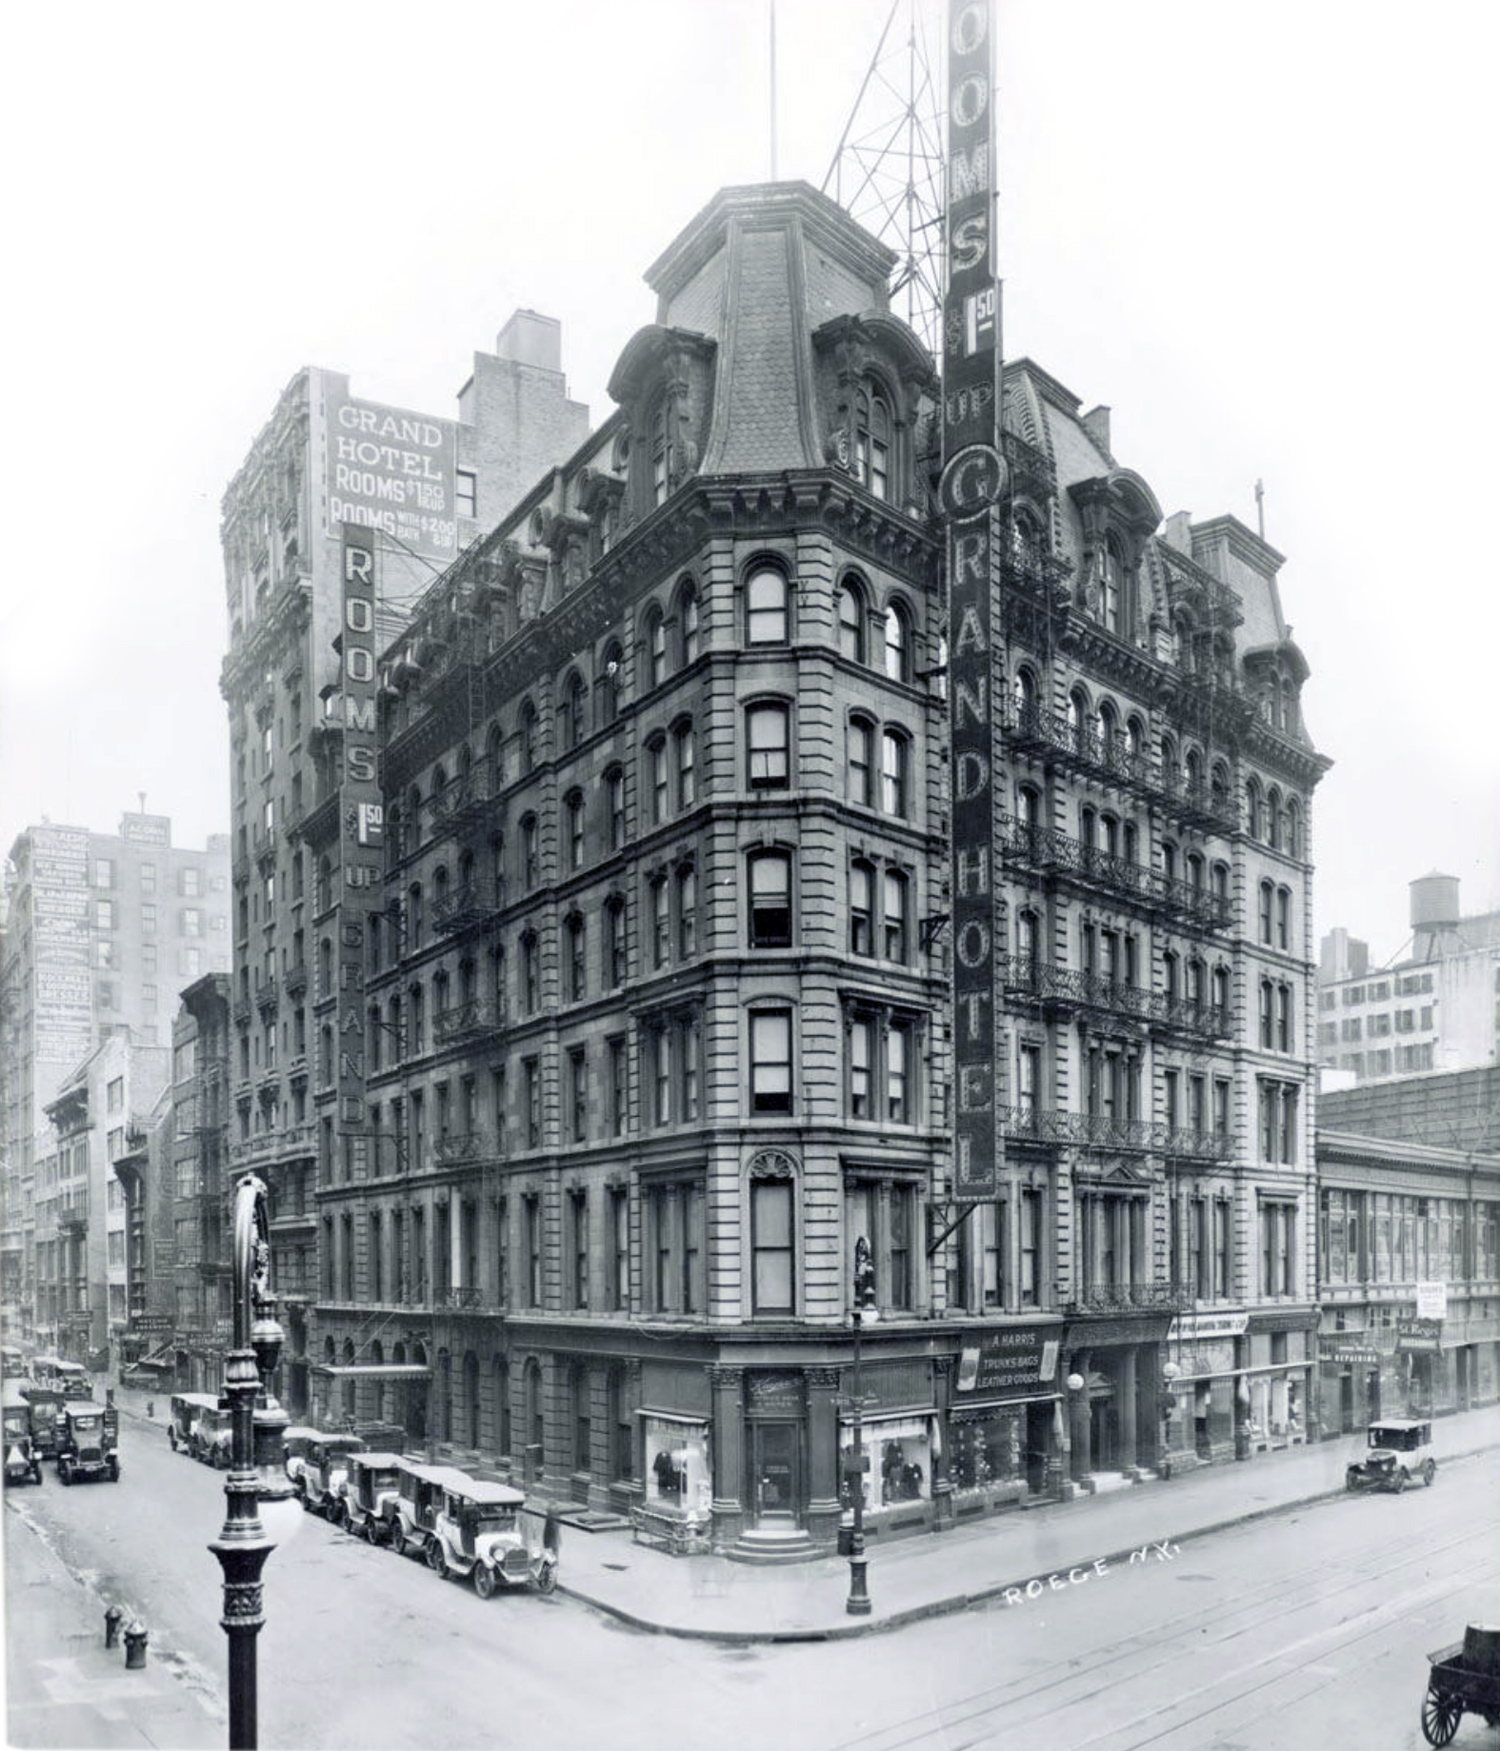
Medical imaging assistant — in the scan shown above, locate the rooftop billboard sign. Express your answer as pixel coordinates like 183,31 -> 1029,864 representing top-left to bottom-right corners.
322,386 -> 458,561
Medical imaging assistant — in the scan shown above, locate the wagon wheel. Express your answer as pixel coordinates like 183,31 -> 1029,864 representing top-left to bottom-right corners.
1421,1685 -> 1463,1746
473,1562 -> 497,1600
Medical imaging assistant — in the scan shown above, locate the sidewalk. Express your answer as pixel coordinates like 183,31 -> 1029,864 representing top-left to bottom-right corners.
105,1384 -> 1500,1645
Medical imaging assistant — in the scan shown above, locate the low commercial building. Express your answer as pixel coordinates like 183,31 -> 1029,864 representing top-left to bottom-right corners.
1315,1128 -> 1500,1436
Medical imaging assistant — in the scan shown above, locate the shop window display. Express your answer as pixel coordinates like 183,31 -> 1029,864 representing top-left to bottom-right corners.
949,1405 -> 1027,1495
839,1417 -> 932,1512
643,1417 -> 711,1520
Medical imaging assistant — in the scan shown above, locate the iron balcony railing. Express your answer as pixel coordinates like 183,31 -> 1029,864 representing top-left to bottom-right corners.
995,818 -> 1233,933
433,1132 -> 482,1164
999,1107 -> 1234,1162
997,955 -> 1231,1043
433,1000 -> 504,1046
433,883 -> 502,936
1065,1282 -> 1190,1315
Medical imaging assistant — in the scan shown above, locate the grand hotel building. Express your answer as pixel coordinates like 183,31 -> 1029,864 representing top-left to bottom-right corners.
223,181 -> 1328,1557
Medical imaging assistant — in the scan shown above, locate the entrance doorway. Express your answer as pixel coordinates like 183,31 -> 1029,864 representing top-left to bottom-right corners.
751,1422 -> 800,1527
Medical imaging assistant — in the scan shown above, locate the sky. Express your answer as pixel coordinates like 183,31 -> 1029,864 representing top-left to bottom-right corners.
2,0 -> 1496,969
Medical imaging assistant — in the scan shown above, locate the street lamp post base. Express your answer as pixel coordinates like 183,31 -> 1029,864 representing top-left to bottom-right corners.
846,1555 -> 872,1616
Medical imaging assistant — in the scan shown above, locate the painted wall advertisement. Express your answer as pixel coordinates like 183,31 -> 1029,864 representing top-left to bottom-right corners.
30,826 -> 93,1066
323,386 -> 458,561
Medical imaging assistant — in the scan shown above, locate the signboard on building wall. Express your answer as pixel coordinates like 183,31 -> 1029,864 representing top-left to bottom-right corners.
944,0 -> 1004,1199
30,826 -> 94,1067
1415,1282 -> 1447,1320
1396,1316 -> 1442,1353
323,387 -> 458,561
955,1328 -> 1060,1397
120,815 -> 171,845
334,524 -> 385,1140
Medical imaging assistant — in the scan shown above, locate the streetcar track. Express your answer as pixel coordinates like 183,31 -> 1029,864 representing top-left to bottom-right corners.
825,1499 -> 1500,1751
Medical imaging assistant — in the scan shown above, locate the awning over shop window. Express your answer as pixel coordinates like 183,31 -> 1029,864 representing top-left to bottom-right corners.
312,1364 -> 432,1379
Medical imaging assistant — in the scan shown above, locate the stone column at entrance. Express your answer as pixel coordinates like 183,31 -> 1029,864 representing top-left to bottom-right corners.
709,1366 -> 745,1552
805,1366 -> 842,1549
1119,1347 -> 1138,1476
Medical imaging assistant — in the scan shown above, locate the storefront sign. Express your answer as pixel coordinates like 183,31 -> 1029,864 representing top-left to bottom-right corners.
955,1328 -> 1059,1396
129,1314 -> 174,1333
1319,1343 -> 1380,1366
1396,1317 -> 1442,1354
324,388 -> 457,560
1168,1310 -> 1249,1343
944,0 -> 1003,1199
746,1371 -> 802,1414
1414,1282 -> 1448,1320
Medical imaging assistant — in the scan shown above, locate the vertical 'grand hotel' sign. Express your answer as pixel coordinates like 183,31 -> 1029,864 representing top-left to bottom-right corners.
943,0 -> 1004,1197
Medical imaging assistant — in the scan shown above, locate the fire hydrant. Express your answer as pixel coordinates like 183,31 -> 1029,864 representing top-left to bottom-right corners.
104,1605 -> 123,1649
123,1622 -> 148,1670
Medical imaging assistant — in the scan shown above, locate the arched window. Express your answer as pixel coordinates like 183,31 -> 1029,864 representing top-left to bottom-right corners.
604,895 -> 626,988
849,859 -> 874,956
1098,700 -> 1119,761
1160,735 -> 1179,792
676,577 -> 700,666
566,913 -> 587,1001
1184,748 -> 1203,795
486,722 -> 504,795
1126,716 -> 1145,765
747,702 -> 790,789
847,715 -> 874,806
1286,797 -> 1302,858
746,564 -> 788,645
1268,786 -> 1284,851
521,931 -> 539,1013
408,883 -> 423,951
883,868 -> 909,962
559,672 -> 585,752
1068,688 -> 1089,754
605,765 -> 626,852
646,734 -> 668,823
644,605 -> 667,688
1246,777 -> 1263,839
1013,666 -> 1038,726
673,718 -> 695,810
650,392 -> 674,507
838,576 -> 867,664
884,599 -> 912,683
518,701 -> 537,774
1211,761 -> 1230,813
853,383 -> 892,499
1101,538 -> 1123,635
676,861 -> 697,959
565,789 -> 585,871
520,814 -> 539,890
599,643 -> 623,725
881,728 -> 910,817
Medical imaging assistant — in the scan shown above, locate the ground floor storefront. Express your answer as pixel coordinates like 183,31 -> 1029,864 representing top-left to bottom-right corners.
1313,1304 -> 1500,1438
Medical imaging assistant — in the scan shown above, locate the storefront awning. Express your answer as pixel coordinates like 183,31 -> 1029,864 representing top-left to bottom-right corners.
312,1364 -> 432,1379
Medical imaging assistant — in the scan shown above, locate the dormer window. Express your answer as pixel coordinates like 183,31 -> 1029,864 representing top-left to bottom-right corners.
853,384 -> 891,500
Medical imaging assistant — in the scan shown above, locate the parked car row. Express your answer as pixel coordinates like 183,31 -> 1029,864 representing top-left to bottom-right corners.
4,1380 -> 120,1486
165,1393 -> 233,1467
287,1429 -> 558,1597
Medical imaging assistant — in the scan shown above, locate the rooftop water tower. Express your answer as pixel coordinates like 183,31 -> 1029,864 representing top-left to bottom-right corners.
1410,872 -> 1461,962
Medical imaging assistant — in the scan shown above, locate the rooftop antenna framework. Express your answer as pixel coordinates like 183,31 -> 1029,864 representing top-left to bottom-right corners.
822,0 -> 946,360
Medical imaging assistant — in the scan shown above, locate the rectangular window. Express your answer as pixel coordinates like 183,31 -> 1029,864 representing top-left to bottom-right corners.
750,851 -> 792,948
849,1018 -> 872,1118
456,468 -> 477,519
524,1058 -> 541,1149
609,1187 -> 629,1311
95,899 -> 115,931
569,1046 -> 588,1142
495,1196 -> 509,1305
1019,1190 -> 1041,1305
570,1190 -> 589,1310
525,1195 -> 541,1307
888,1186 -> 914,1309
752,1180 -> 794,1314
608,1035 -> 628,1137
95,859 -> 114,889
750,1009 -> 793,1114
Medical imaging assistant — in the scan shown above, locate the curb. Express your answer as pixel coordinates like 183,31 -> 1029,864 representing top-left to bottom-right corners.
556,1442 -> 1497,1645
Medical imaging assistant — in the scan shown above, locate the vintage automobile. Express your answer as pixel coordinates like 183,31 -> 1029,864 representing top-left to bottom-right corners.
56,1400 -> 120,1484
3,1382 -> 44,1486
426,1478 -> 558,1597
1,1345 -> 27,1379
18,1382 -> 68,1460
299,1433 -> 367,1518
383,1459 -> 476,1558
33,1357 -> 92,1399
166,1393 -> 223,1461
1345,1417 -> 1436,1493
336,1450 -> 406,1541
282,1425 -> 325,1493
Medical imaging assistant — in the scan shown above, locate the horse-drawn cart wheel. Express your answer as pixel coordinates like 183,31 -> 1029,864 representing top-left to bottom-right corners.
1422,1685 -> 1463,1746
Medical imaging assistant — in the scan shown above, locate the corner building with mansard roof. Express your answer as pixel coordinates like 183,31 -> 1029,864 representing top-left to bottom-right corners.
296,180 -> 1328,1558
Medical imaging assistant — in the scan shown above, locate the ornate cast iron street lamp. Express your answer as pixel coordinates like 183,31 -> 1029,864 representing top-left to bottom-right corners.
207,1174 -> 294,1750
846,1235 -> 879,1617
